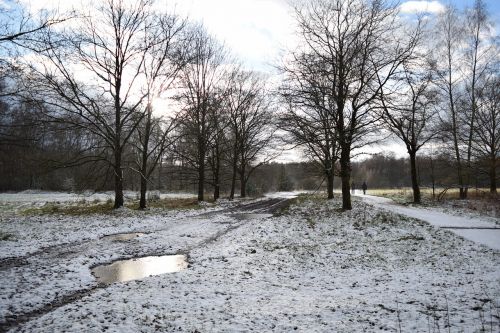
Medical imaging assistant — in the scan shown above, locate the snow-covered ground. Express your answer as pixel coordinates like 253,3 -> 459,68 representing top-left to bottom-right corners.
360,194 -> 500,251
0,191 -> 197,216
1,193 -> 499,332
264,191 -> 307,199
0,190 -> 196,204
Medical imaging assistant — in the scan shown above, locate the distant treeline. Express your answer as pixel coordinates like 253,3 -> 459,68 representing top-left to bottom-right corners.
1,143 -> 494,196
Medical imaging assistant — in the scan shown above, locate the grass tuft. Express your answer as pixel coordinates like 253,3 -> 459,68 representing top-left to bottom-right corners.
22,202 -> 115,216
20,197 -> 202,216
0,231 -> 13,241
147,198 -> 201,210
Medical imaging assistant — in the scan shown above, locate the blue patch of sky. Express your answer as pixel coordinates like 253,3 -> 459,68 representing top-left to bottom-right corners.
442,0 -> 500,24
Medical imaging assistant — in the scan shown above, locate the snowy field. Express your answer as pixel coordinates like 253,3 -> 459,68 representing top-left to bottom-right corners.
360,194 -> 500,251
0,191 -> 197,216
0,190 -> 196,205
0,193 -> 499,332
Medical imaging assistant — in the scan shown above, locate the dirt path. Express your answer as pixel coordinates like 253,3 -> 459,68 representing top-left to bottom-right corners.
0,197 -> 292,271
0,196 -> 294,332
359,194 -> 500,251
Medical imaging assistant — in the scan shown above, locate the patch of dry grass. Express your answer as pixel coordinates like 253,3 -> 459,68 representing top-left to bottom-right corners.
21,201 -> 115,216
147,197 -> 202,210
21,197 -> 203,216
0,231 -> 13,241
369,187 -> 497,203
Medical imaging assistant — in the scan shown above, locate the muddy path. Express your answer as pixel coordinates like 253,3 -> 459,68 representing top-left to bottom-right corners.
0,196 -> 294,332
0,197 -> 292,272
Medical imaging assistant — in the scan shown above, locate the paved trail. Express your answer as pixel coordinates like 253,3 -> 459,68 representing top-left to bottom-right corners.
359,194 -> 500,251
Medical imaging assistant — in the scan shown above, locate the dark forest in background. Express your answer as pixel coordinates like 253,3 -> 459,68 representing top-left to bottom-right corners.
0,68 -> 497,198
1,110 -> 494,195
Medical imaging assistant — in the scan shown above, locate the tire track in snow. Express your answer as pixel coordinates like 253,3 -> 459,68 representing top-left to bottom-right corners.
0,197 -> 293,332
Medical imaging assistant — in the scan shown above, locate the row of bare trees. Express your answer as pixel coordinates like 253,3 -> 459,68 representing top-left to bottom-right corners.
1,0 -> 497,210
278,0 -> 422,209
1,0 -> 274,208
432,0 -> 499,199
278,0 -> 498,207
173,30 -> 275,201
380,0 -> 499,203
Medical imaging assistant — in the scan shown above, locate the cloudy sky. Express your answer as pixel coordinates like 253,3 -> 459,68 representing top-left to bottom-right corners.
7,0 -> 500,160
169,0 -> 499,73
11,0 -> 499,74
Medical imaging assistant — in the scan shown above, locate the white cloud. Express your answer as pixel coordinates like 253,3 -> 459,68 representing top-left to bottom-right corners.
19,0 -> 297,72
400,1 -> 445,14
169,0 -> 296,72
0,0 -> 11,9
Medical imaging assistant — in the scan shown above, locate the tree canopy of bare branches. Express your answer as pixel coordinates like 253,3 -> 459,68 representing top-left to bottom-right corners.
379,57 -> 439,203
23,0 -> 186,208
175,27 -> 228,201
472,75 -> 500,193
289,0 -> 421,209
431,0 -> 498,198
278,51 -> 339,199
226,68 -> 275,199
0,1 -> 70,47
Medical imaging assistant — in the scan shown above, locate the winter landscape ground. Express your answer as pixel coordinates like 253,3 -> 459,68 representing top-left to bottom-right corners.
0,191 -> 499,332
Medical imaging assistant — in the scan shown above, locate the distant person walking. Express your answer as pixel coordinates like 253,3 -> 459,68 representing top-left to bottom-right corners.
362,181 -> 367,195
351,182 -> 356,195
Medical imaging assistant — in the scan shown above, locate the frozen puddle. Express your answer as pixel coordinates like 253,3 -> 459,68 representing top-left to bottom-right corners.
101,232 -> 144,241
232,213 -> 273,220
92,255 -> 188,284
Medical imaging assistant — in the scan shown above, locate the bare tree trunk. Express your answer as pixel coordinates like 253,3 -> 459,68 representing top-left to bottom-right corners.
443,16 -> 466,200
198,156 -> 205,202
327,173 -> 334,199
240,164 -> 246,198
326,162 -> 334,199
139,175 -> 147,208
139,158 -> 148,209
229,154 -> 237,200
213,182 -> 220,201
430,156 -> 436,200
114,81 -> 124,209
490,154 -> 497,194
113,148 -> 124,208
240,180 -> 246,198
139,110 -> 152,209
409,151 -> 421,204
213,145 -> 221,201
450,90 -> 466,199
340,147 -> 351,210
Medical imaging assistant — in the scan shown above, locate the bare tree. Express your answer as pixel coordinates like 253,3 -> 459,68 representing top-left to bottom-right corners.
379,59 -> 439,203
175,27 -> 227,201
225,68 -> 275,199
133,13 -> 189,209
24,0 -> 168,208
237,95 -> 275,198
278,52 -> 338,199
473,75 -> 499,194
133,108 -> 179,208
431,4 -> 467,198
291,0 -> 420,209
462,0 -> 495,198
432,1 -> 496,199
207,92 -> 229,200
